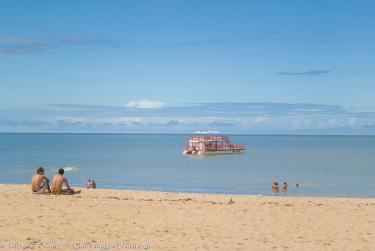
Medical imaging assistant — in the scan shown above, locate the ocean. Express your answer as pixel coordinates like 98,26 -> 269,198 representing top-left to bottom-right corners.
0,133 -> 374,197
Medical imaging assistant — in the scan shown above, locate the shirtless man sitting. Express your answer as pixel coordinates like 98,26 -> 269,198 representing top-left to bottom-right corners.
31,167 -> 51,194
51,168 -> 81,195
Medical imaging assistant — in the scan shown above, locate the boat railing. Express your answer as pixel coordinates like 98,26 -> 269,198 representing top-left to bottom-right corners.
205,144 -> 245,151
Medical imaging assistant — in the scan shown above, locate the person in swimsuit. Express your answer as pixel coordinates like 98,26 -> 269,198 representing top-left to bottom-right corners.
86,179 -> 92,188
31,167 -> 51,194
282,182 -> 288,193
272,182 -> 279,193
91,179 -> 96,189
51,168 -> 81,195
86,179 -> 97,189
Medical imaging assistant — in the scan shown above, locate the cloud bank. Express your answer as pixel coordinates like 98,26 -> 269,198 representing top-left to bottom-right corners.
1,102 -> 375,134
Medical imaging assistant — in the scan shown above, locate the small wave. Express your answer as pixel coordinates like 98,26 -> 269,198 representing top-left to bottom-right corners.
63,166 -> 78,172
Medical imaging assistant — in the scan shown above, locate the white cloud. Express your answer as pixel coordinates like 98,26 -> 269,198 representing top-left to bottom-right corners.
126,100 -> 164,109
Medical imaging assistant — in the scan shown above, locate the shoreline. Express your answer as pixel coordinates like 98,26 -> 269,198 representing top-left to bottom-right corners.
2,183 -> 375,202
1,183 -> 374,199
1,184 -> 375,250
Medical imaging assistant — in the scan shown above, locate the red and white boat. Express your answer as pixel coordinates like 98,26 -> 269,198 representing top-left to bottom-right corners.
183,135 -> 245,155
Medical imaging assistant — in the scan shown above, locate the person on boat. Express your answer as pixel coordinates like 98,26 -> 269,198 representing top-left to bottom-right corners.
272,182 -> 279,193
282,182 -> 288,193
31,166 -> 51,194
51,168 -> 81,195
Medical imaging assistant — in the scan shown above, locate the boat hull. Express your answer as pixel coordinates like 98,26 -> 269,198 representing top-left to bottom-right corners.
183,149 -> 245,155
198,150 -> 245,155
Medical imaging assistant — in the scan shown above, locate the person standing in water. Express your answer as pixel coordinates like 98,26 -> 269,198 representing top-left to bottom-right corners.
282,182 -> 288,193
86,179 -> 96,189
272,182 -> 279,193
86,179 -> 92,188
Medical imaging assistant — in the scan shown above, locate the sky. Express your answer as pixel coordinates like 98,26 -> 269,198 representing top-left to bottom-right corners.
1,1 -> 375,133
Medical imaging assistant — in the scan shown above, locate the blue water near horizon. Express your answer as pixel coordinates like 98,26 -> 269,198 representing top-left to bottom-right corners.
0,133 -> 375,197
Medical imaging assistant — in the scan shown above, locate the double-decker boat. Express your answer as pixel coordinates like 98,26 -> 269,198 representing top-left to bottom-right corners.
183,135 -> 245,155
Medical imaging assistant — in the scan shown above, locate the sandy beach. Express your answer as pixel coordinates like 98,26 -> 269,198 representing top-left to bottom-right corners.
0,184 -> 374,250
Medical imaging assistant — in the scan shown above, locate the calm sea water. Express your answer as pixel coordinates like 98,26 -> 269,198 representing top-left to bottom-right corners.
0,133 -> 374,197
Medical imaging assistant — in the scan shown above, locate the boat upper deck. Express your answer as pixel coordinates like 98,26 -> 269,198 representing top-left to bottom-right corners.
187,135 -> 230,142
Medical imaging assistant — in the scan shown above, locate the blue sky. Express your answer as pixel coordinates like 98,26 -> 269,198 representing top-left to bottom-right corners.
1,1 -> 375,133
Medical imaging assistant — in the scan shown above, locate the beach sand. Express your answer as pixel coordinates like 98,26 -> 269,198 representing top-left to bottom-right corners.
0,184 -> 374,250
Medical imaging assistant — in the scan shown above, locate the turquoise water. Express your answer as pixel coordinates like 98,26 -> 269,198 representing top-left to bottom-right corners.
0,133 -> 374,197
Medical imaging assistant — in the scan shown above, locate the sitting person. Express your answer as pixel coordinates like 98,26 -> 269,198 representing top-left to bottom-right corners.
51,168 -> 81,195
31,166 -> 51,194
91,179 -> 96,189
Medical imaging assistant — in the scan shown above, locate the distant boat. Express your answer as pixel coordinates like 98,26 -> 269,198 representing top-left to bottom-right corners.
183,135 -> 245,155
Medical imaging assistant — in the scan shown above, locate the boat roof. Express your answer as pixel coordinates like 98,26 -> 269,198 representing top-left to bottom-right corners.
187,135 -> 230,142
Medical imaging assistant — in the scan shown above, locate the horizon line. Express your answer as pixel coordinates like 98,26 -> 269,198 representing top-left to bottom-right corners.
1,132 -> 374,137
